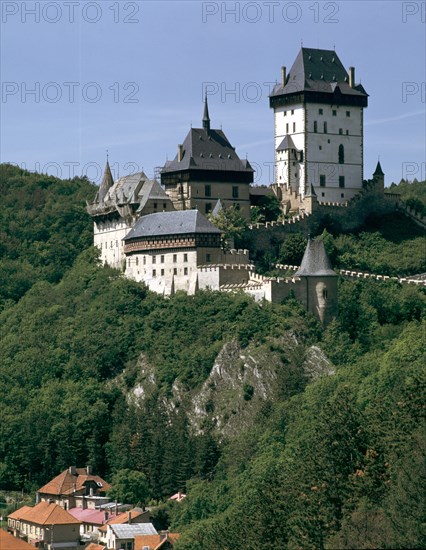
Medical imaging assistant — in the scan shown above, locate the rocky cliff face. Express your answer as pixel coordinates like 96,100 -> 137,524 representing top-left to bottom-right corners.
127,333 -> 333,438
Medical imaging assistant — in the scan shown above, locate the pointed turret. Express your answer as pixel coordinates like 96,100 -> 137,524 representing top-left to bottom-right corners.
96,160 -> 114,203
373,161 -> 384,176
202,94 -> 210,132
295,239 -> 336,277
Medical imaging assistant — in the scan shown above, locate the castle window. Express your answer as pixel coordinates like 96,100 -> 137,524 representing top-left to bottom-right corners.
205,203 -> 212,214
143,256 -> 146,265
346,129 -> 349,135
161,269 -> 164,276
321,192 -> 325,197
205,184 -> 211,197
232,186 -> 239,198
136,257 -> 139,266
163,202 -> 167,209
152,269 -> 156,277
339,128 -> 343,135
291,109 -> 294,115
320,175 -> 326,187
346,111 -> 350,117
339,176 -> 345,188
319,146 -> 322,150
161,255 -> 164,263
314,121 -> 317,133
323,288 -> 328,299
324,122 -> 328,133
152,256 -> 156,264
332,110 -> 337,116
173,268 -> 177,275
338,144 -> 345,164
283,110 -> 287,117
319,108 -> 323,115
184,267 -> 188,275
341,193 -> 345,198
206,253 -> 211,263
184,253 -> 188,262
173,254 -> 177,262
293,122 -> 296,132
286,123 -> 289,133
153,202 -> 157,209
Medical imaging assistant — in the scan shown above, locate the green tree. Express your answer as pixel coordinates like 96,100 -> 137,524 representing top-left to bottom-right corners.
108,469 -> 149,506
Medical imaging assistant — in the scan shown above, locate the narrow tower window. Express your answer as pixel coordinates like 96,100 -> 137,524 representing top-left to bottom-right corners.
314,121 -> 317,133
338,144 -> 345,164
324,122 -> 328,133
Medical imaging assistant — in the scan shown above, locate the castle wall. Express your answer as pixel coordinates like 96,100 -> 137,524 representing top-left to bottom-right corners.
94,218 -> 132,269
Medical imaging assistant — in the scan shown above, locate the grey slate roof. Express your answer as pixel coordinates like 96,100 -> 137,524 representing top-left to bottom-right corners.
373,161 -> 384,176
270,48 -> 368,99
295,239 -> 337,276
123,210 -> 221,241
161,127 -> 254,174
96,161 -> 114,203
276,135 -> 298,151
211,198 -> 224,216
111,523 -> 157,538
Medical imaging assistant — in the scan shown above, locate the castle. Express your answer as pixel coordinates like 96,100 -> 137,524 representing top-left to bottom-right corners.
87,47 -> 399,324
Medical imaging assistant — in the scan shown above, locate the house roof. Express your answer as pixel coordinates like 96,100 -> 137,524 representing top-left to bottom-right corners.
95,160 -> 114,203
85,544 -> 104,550
98,509 -> 147,532
134,534 -> 162,549
295,239 -> 337,277
123,210 -> 221,242
270,48 -> 368,99
111,523 -> 157,538
67,508 -> 118,525
8,502 -> 81,526
37,467 -> 110,496
161,127 -> 254,175
0,529 -> 34,550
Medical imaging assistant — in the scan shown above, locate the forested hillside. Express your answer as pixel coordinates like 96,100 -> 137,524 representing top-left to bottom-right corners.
0,165 -> 425,548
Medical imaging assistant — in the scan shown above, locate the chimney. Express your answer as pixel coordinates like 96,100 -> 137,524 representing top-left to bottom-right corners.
69,466 -> 77,476
89,487 -> 94,497
177,144 -> 183,162
349,66 -> 355,88
104,511 -> 109,522
127,511 -> 131,524
281,66 -> 287,87
86,465 -> 92,475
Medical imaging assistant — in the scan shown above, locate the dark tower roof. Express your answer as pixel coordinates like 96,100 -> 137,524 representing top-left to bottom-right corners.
270,48 -> 368,108
202,95 -> 211,132
295,239 -> 337,277
123,210 -> 221,241
96,160 -> 114,203
304,183 -> 317,198
373,161 -> 384,176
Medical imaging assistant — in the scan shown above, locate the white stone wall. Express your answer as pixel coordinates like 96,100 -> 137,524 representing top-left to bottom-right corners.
94,218 -> 132,269
273,102 -> 364,203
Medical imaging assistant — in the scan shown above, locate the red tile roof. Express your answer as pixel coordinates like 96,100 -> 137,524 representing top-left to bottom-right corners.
67,508 -> 118,526
0,530 -> 34,550
98,509 -> 148,532
85,544 -> 104,550
8,502 -> 81,526
134,534 -> 162,550
38,468 -> 110,496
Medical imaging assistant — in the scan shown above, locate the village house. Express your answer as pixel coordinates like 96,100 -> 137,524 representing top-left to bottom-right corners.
104,523 -> 158,550
0,529 -> 35,550
7,501 -> 81,550
134,532 -> 180,550
97,508 -> 151,546
37,466 -> 110,511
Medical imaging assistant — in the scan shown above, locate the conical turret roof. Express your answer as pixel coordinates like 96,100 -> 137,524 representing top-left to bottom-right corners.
373,161 -> 384,176
96,160 -> 114,202
295,239 -> 336,276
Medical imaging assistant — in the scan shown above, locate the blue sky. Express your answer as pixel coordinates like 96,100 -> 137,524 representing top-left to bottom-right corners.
1,0 -> 425,186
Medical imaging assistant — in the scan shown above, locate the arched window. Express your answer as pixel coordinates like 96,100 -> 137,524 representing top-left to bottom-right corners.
338,144 -> 344,164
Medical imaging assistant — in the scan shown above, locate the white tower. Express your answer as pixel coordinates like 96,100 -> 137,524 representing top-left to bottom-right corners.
269,48 -> 368,210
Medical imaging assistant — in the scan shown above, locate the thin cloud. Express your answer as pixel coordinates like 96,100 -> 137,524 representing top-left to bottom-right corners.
365,110 -> 425,126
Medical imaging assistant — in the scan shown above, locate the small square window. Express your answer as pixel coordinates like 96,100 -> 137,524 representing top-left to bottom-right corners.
339,176 -> 345,188
152,256 -> 156,264
232,186 -> 239,198
346,111 -> 350,117
161,269 -> 164,276
152,269 -> 156,277
173,254 -> 177,262
206,253 -> 211,263
320,175 -> 326,187
346,130 -> 349,135
341,193 -> 345,198
283,111 -> 287,117
321,192 -> 325,197
319,146 -> 322,150
153,202 -> 157,209
205,184 -> 211,197
291,109 -> 294,115
163,202 -> 167,209
173,268 -> 177,275
184,267 -> 188,275
332,110 -> 337,116
339,128 -> 343,135
319,108 -> 323,115
184,253 -> 188,262
160,255 -> 164,263
143,256 -> 146,265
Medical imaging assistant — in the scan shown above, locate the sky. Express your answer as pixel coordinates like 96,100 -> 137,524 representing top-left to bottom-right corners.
1,0 -> 425,186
